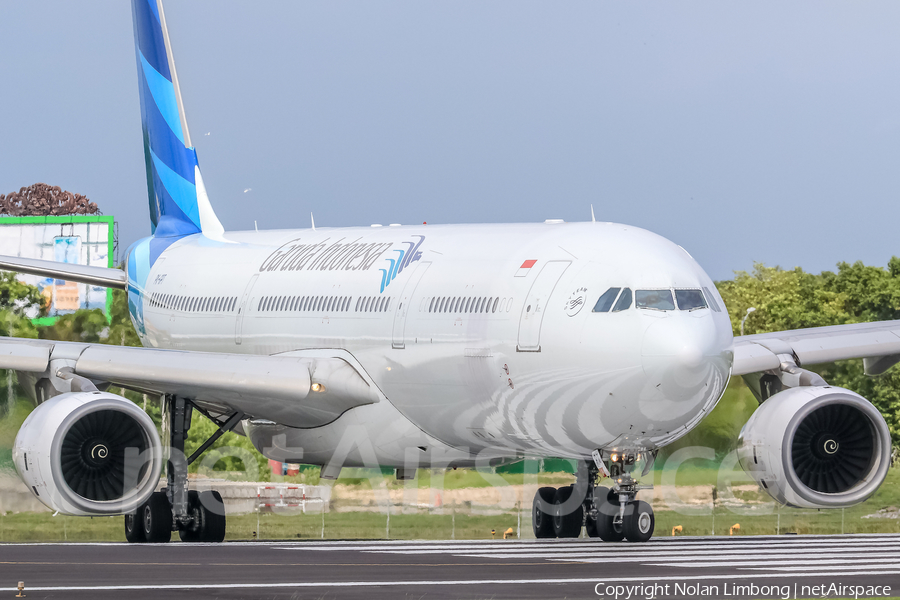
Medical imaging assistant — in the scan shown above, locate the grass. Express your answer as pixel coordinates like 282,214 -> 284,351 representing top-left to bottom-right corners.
0,511 -> 524,542
2,501 -> 899,542
1,465 -> 898,541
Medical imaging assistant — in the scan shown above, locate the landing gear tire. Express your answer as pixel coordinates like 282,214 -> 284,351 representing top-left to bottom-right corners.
585,485 -> 609,538
595,488 -> 625,542
623,500 -> 654,543
532,486 -> 557,538
142,491 -> 172,543
179,490 -> 227,543
552,485 -> 583,538
124,511 -> 145,543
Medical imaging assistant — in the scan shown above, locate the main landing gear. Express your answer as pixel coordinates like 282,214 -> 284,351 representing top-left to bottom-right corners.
532,452 -> 655,542
125,396 -> 241,543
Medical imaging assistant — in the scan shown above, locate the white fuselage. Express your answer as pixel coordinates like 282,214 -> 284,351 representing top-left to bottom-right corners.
132,221 -> 734,469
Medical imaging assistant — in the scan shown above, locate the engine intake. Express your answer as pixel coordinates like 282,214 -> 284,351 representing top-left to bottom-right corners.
14,392 -> 162,516
738,386 -> 890,508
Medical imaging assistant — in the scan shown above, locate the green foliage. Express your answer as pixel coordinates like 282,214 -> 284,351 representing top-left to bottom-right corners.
103,288 -> 140,347
717,258 -> 900,446
0,271 -> 45,341
717,263 -> 852,335
660,379 -> 759,460
39,309 -> 107,343
185,413 -> 271,481
0,272 -> 45,317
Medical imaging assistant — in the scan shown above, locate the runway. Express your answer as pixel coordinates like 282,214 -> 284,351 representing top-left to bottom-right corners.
0,534 -> 898,599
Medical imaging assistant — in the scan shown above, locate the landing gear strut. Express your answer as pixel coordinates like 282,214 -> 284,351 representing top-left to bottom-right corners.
531,451 -> 655,542
124,395 -> 237,543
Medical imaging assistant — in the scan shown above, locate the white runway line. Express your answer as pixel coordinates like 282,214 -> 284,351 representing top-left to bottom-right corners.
645,558 -> 900,568
278,540 -> 900,553
370,543 -> 900,556
2,569 -> 900,593
748,563 -> 900,572
284,535 -> 900,575
471,550 -> 900,561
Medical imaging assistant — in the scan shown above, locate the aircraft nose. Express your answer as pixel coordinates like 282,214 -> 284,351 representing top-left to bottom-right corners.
641,315 -> 728,404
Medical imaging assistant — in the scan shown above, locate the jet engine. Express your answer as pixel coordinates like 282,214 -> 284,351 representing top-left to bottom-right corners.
738,386 -> 891,508
13,391 -> 162,516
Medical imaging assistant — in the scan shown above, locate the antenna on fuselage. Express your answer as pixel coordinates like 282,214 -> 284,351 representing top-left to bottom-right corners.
311,213 -> 316,231
590,204 -> 596,223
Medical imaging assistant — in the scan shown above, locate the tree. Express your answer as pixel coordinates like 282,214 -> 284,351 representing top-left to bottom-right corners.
102,289 -> 141,347
0,272 -> 45,418
716,258 -> 900,446
39,309 -> 107,343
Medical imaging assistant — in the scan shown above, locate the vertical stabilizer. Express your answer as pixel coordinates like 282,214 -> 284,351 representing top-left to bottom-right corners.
131,0 -> 224,240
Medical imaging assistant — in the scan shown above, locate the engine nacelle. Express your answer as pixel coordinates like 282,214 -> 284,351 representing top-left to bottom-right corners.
13,391 -> 162,516
738,386 -> 891,508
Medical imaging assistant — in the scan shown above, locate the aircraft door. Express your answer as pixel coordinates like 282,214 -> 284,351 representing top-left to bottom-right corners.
517,261 -> 570,352
391,261 -> 431,349
235,274 -> 258,345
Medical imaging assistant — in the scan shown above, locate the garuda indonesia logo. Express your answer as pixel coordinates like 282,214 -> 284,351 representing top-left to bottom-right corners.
380,235 -> 425,293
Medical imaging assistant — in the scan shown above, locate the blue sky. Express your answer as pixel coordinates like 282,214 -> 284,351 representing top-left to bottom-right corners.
1,1 -> 899,280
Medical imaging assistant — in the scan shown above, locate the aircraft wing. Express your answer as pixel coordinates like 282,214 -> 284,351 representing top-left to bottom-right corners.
0,336 -> 380,428
0,254 -> 127,289
733,320 -> 900,376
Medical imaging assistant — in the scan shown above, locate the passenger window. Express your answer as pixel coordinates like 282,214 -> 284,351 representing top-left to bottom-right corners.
635,289 -> 675,311
592,288 -> 621,313
385,298 -> 391,311
675,289 -> 707,311
612,288 -> 632,312
492,297 -> 498,313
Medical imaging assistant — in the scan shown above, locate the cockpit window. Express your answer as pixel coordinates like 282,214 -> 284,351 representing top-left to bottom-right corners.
675,289 -> 707,311
702,286 -> 721,312
612,287 -> 632,312
592,287 -> 620,313
635,289 -> 675,311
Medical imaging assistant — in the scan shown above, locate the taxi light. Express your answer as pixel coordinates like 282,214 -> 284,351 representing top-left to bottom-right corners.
611,453 -> 619,462
310,383 -> 326,393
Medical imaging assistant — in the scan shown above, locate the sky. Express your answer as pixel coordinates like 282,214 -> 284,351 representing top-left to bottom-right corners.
1,1 -> 899,280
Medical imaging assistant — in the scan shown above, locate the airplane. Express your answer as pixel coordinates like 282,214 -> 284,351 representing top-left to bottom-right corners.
0,0 -> 897,544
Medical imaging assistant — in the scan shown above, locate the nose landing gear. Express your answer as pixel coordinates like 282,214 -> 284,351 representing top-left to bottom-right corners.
531,451 -> 655,542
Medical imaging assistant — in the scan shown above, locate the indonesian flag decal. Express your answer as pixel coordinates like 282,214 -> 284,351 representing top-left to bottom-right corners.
515,259 -> 537,277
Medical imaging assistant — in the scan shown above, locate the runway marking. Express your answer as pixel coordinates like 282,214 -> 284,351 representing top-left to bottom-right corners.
270,535 -> 900,574
273,537 -> 900,553
0,561 -> 589,568
372,544 -> 900,558
646,558 -> 900,568
2,569 -> 900,593
2,533 -> 898,548
749,563 -> 900,572
458,549 -> 900,561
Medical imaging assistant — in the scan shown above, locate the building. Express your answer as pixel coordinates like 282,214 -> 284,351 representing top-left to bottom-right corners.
0,215 -> 115,323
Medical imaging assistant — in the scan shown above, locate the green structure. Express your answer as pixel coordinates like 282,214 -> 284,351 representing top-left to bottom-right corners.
0,215 -> 115,325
